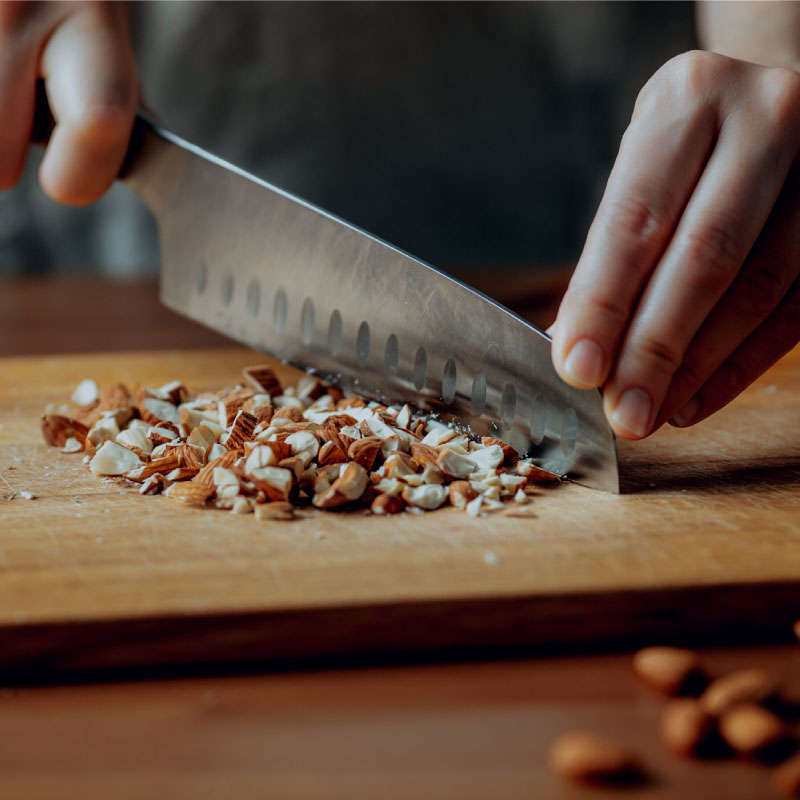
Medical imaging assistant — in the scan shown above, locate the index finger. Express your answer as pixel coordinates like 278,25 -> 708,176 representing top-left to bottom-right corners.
551,57 -> 717,391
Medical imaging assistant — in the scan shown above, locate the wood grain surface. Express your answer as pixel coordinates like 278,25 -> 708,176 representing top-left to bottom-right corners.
1,644 -> 799,799
1,343 -> 799,677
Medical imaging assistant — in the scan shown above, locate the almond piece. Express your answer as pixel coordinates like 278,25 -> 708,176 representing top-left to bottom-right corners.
469,445 -> 504,471
449,481 -> 478,509
285,430 -> 320,466
171,443 -> 205,469
138,396 -> 181,427
194,451 -> 238,488
245,445 -> 278,472
548,732 -> 643,785
699,668 -> 778,716
371,494 -> 405,515
384,452 -> 418,479
348,436 -> 382,470
517,460 -> 561,482
273,405 -> 304,423
420,462 -> 445,485
481,436 -> 518,465
167,481 -> 214,507
71,379 -> 99,407
140,474 -> 168,495
409,442 -> 440,467
435,448 -> 475,479
632,646 -> 702,695
660,699 -> 715,757
41,414 -> 89,448
126,454 -> 181,482
719,704 -> 788,757
224,410 -> 258,452
89,440 -> 143,475
242,365 -> 282,396
255,501 -> 295,521
248,466 -> 294,501
402,484 -> 447,510
318,440 -> 349,466
313,462 -> 368,508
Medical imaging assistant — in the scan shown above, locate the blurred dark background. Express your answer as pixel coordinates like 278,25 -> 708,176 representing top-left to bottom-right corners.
0,1 -> 697,280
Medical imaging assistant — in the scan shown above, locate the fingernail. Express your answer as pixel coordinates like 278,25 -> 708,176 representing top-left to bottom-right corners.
670,395 -> 702,428
563,338 -> 605,387
611,388 -> 653,437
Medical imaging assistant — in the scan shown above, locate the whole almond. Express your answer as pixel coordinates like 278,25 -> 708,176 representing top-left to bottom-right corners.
700,668 -> 778,716
719,703 -> 787,757
775,754 -> 800,798
660,699 -> 715,757
632,646 -> 701,695
548,732 -> 642,785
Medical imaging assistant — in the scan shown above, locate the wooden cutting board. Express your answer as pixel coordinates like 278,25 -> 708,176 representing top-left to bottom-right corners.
1,347 -> 799,678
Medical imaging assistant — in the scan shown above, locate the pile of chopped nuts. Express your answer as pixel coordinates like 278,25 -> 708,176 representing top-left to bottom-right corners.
40,365 -> 560,520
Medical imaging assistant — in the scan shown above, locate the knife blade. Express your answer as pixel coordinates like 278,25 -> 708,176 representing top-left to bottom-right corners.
121,114 -> 618,493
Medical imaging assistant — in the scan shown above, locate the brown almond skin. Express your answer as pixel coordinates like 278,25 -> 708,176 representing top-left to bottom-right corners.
719,703 -> 787,757
775,754 -> 800,798
700,668 -> 778,716
793,620 -> 800,643
660,699 -> 715,757
371,494 -> 405,515
549,732 -> 642,785
632,646 -> 701,695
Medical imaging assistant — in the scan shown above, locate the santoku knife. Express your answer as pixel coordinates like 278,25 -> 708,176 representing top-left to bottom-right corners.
119,114 -> 618,492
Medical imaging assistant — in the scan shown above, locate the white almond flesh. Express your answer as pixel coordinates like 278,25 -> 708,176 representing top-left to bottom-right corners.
470,445 -> 504,471
116,428 -> 153,455
402,484 -> 446,510
188,423 -> 217,450
231,497 -> 253,514
250,466 -> 293,500
374,478 -> 403,497
213,467 -> 239,487
514,488 -> 527,503
245,445 -> 278,472
62,436 -> 83,454
466,495 -> 483,517
71,379 -> 99,406
421,427 -> 456,446
420,463 -> 445,485
90,441 -> 143,475
142,397 -> 181,426
285,431 -> 319,465
273,395 -> 303,409
339,425 -> 362,440
500,473 -> 526,489
128,419 -> 151,434
436,449 -> 475,479
207,443 -> 227,461
396,404 -> 411,429
88,417 -> 120,448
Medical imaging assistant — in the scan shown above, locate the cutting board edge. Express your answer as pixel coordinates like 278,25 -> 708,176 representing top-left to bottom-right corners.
2,578 -> 797,682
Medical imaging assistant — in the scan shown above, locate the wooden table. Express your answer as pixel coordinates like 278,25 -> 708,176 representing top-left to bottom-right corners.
1,277 -> 799,799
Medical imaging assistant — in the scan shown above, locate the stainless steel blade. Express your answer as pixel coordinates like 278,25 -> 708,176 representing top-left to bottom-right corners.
122,115 -> 618,492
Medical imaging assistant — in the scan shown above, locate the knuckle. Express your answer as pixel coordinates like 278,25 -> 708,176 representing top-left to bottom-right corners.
584,295 -> 630,329
716,357 -> 750,398
629,334 -> 684,376
682,216 -> 745,288
665,50 -> 727,96
761,67 -> 800,129
76,80 -> 138,139
604,188 -> 673,252
732,256 -> 793,321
